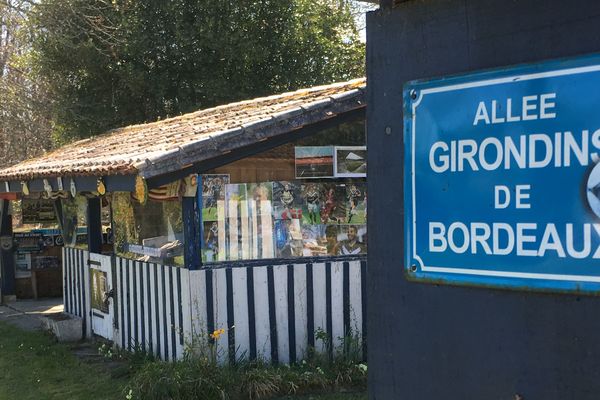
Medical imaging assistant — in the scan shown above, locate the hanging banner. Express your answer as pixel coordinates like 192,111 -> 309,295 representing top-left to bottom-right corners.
404,54 -> 600,294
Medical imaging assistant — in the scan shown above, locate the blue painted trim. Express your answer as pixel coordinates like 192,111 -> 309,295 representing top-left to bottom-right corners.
132,261 -> 138,346
126,260 -> 131,350
183,196 -> 200,270
169,267 -> 176,360
246,266 -> 257,361
0,200 -> 15,296
146,262 -> 153,353
343,261 -> 350,341
154,263 -> 161,357
196,175 -> 204,270
177,268 -> 183,347
86,198 -> 102,254
202,255 -> 367,270
205,269 -> 215,343
306,263 -> 315,349
226,268 -> 235,364
287,264 -> 297,364
360,260 -> 367,360
325,262 -> 333,362
140,262 -> 146,350
120,259 -> 125,349
161,264 -> 169,360
267,265 -> 279,364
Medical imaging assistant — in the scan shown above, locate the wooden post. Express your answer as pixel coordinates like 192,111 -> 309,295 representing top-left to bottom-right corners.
0,200 -> 16,298
183,194 -> 201,270
87,197 -> 102,254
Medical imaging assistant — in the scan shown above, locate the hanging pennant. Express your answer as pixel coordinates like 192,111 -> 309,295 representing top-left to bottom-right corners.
43,179 -> 53,197
70,179 -> 77,198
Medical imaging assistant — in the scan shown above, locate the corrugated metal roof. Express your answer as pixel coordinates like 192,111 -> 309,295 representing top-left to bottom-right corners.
0,78 -> 365,182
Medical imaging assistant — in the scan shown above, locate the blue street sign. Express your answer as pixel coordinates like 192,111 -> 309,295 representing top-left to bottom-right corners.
404,54 -> 600,294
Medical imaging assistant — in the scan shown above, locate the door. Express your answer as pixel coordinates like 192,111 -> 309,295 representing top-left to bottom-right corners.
89,253 -> 113,340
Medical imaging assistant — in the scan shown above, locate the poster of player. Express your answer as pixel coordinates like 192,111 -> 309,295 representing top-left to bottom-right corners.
319,183 -> 346,224
334,225 -> 367,256
300,183 -> 324,225
202,221 -> 224,262
274,219 -> 303,258
201,174 -> 229,221
345,183 -> 367,224
272,181 -> 303,220
301,224 -> 328,256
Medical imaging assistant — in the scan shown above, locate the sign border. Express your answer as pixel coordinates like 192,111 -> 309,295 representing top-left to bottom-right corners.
404,52 -> 600,295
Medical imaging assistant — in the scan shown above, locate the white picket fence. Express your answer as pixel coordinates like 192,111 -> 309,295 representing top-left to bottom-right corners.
63,247 -> 92,338
63,247 -> 367,363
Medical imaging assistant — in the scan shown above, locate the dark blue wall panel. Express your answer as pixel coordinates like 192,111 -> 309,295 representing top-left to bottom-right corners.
367,1 -> 600,399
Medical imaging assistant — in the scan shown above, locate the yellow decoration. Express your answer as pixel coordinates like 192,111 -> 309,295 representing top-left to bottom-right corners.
135,175 -> 148,205
21,181 -> 29,196
97,178 -> 106,195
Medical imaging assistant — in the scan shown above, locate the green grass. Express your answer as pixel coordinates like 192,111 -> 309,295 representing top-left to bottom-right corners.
0,321 -> 366,400
0,321 -> 127,400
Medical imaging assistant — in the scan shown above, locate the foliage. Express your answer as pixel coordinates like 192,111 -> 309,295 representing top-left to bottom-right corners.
26,0 -> 365,143
126,356 -> 367,400
125,326 -> 367,400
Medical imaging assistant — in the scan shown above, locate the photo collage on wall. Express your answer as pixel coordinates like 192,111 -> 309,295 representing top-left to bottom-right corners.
201,175 -> 229,262
200,173 -> 367,262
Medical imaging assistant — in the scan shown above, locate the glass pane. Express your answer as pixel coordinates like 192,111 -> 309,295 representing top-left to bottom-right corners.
62,195 -> 88,249
112,193 -> 184,266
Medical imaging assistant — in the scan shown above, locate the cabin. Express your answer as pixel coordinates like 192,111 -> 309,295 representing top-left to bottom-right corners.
0,79 -> 367,363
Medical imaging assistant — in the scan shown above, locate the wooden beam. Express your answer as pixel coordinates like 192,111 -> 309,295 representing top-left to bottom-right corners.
0,174 -> 136,194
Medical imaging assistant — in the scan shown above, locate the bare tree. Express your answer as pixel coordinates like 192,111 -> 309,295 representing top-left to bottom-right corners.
0,0 -> 53,169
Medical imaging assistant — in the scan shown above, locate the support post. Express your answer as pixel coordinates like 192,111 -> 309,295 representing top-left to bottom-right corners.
0,200 -> 16,300
87,197 -> 102,254
183,192 -> 201,270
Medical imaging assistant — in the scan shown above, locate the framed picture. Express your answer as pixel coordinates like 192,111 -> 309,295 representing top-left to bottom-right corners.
272,181 -> 303,220
201,174 -> 229,221
21,198 -> 56,224
295,146 -> 334,179
334,146 -> 367,177
300,183 -> 325,225
344,183 -> 367,224
301,224 -> 328,257
334,225 -> 367,256
319,183 -> 346,224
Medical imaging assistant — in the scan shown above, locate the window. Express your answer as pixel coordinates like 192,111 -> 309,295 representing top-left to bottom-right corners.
201,120 -> 368,264
112,193 -> 184,266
